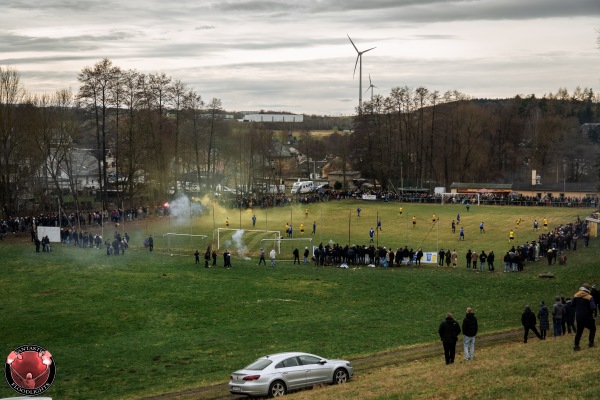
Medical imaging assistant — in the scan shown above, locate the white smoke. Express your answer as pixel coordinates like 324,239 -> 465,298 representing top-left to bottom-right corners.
167,194 -> 205,225
224,229 -> 248,256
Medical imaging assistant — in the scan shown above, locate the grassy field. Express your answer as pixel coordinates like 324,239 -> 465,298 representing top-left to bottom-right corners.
0,200 -> 597,399
289,335 -> 598,400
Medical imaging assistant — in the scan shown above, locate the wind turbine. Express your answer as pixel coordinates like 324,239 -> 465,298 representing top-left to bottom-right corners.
348,34 -> 375,110
365,74 -> 377,101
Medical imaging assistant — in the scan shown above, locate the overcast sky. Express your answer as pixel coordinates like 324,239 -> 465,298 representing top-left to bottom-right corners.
2,0 -> 599,115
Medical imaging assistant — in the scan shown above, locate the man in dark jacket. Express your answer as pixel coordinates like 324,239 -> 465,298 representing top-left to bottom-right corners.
521,305 -> 542,343
573,283 -> 597,351
439,312 -> 461,365
590,285 -> 600,318
462,307 -> 478,361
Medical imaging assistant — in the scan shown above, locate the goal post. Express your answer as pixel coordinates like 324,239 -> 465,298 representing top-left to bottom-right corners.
215,228 -> 281,251
162,233 -> 208,255
439,193 -> 480,206
260,238 -> 313,259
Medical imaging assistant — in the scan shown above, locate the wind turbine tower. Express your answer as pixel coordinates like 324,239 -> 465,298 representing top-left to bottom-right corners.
365,74 -> 377,101
348,34 -> 375,110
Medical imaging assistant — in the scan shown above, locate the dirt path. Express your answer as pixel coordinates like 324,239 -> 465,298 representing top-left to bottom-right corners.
141,329 -> 522,400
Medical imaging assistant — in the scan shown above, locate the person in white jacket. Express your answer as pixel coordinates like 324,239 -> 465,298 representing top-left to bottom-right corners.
270,248 -> 276,268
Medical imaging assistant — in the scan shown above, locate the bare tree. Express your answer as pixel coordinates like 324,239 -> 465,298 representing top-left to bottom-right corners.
0,66 -> 30,216
77,58 -> 121,210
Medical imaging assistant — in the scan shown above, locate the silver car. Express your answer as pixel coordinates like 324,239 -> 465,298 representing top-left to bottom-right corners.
229,352 -> 353,397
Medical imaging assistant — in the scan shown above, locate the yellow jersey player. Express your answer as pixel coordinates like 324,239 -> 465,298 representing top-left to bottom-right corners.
226,217 -> 230,228
399,207 -> 403,217
412,216 -> 417,228
515,217 -> 523,228
300,223 -> 304,235
509,229 -> 514,243
305,208 -> 309,218
543,218 -> 548,230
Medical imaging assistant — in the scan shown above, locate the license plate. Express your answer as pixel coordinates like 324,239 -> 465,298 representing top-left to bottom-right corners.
231,386 -> 241,392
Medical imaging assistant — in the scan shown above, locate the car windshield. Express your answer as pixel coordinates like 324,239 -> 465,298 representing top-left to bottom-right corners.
243,358 -> 273,371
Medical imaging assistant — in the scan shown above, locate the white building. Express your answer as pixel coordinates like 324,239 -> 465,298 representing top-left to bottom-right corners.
242,113 -> 304,123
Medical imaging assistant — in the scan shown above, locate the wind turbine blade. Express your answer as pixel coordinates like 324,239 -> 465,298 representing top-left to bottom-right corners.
361,46 -> 376,54
364,87 -> 371,94
347,34 -> 359,53
353,55 -> 359,79
369,74 -> 372,86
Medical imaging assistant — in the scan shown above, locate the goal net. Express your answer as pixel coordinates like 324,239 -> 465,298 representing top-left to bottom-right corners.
162,233 -> 209,255
215,228 -> 281,256
438,193 -> 480,206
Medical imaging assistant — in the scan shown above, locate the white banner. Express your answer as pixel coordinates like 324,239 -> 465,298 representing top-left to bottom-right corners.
362,194 -> 377,201
37,226 -> 61,243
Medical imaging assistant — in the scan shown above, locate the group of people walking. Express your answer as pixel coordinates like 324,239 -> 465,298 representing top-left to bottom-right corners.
521,283 -> 598,350
440,282 -> 597,364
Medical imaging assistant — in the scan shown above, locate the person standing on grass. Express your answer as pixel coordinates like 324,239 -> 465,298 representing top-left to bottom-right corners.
252,214 -> 256,227
471,250 -> 479,271
564,297 -> 577,334
194,249 -> 200,264
451,220 -> 456,233
466,249 -> 472,269
572,283 -> 596,351
204,247 -> 211,268
270,248 -> 276,268
258,248 -> 266,266
303,247 -> 309,264
438,249 -> 445,266
312,221 -> 316,235
445,249 -> 452,267
223,249 -> 232,269
212,249 -> 217,267
459,226 -> 465,240
478,251 -> 487,272
479,221 -> 485,233
538,301 -> 549,340
487,250 -> 495,271
412,215 -> 417,228
462,307 -> 478,361
439,312 -> 461,365
503,251 -> 511,273
591,285 -> 600,318
451,249 -> 458,268
522,305 -> 542,343
552,296 -> 564,337
293,248 -> 300,264
148,235 -> 154,252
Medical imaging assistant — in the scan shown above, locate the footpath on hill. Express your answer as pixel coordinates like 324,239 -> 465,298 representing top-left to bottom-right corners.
142,329 -> 523,400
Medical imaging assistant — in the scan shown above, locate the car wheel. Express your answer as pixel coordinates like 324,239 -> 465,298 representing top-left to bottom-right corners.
333,368 -> 349,384
268,380 -> 287,397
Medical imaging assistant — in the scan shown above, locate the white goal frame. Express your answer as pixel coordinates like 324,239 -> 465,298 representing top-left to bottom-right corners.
260,237 -> 313,256
163,233 -> 208,254
439,192 -> 480,206
215,228 -> 281,250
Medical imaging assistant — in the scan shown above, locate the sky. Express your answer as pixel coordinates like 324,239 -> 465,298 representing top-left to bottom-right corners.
2,0 -> 599,115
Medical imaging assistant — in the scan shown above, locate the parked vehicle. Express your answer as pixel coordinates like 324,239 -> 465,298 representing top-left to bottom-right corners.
290,180 -> 314,194
229,352 -> 353,397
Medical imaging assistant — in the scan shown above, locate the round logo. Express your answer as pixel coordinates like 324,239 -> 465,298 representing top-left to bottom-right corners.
4,344 -> 56,396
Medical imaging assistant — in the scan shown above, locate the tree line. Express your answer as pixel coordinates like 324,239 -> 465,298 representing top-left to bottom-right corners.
351,86 -> 600,190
